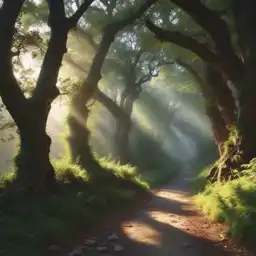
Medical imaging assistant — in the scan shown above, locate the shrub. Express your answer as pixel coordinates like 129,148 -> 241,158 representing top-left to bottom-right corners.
195,158 -> 256,244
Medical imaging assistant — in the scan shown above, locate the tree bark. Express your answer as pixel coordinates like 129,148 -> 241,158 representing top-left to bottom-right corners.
15,120 -> 55,190
205,66 -> 236,127
205,104 -> 229,155
115,89 -> 138,164
234,0 -> 256,162
207,1 -> 256,181
67,105 -> 104,178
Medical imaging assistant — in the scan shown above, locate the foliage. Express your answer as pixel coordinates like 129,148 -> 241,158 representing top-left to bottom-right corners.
195,159 -> 256,244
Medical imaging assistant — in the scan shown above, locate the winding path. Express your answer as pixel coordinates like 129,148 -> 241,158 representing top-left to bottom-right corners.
68,167 -> 253,256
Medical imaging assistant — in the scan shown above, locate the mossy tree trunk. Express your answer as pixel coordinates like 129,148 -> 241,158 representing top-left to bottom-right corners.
115,88 -> 139,164
0,0 -> 92,190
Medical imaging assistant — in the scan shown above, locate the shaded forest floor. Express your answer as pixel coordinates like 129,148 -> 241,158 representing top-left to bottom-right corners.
67,167 -> 255,256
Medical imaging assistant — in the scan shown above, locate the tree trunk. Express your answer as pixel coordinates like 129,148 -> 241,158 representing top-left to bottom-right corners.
15,126 -> 55,190
209,0 -> 256,182
234,0 -> 256,162
204,65 -> 232,155
205,104 -> 229,155
67,94 -> 106,179
205,65 -> 236,127
204,68 -> 237,181
178,62 -> 231,156
115,89 -> 138,164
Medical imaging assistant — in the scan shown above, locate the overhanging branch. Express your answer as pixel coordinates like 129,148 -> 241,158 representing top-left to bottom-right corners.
146,20 -> 221,65
170,1 -> 231,54
169,0 -> 243,79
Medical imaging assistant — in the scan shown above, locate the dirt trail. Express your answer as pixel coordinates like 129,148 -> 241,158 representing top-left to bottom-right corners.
68,168 -> 254,256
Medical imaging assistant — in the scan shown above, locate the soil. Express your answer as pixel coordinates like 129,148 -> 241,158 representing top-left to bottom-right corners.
67,167 -> 255,256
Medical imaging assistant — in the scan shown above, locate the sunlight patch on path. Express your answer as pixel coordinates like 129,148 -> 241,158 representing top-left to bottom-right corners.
154,189 -> 191,204
122,220 -> 161,246
122,186 -> 228,248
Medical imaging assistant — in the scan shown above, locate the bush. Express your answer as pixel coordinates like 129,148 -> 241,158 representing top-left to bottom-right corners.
53,159 -> 89,182
195,159 -> 256,244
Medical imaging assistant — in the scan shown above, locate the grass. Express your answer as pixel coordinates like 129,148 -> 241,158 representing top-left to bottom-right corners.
0,158 -> 150,256
195,158 -> 256,244
0,156 -> 178,256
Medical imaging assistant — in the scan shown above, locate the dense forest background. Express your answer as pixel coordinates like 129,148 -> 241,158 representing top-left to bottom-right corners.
0,0 -> 256,255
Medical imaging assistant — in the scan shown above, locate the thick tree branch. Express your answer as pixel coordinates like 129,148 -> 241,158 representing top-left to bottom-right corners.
69,0 -> 94,27
33,0 -> 93,116
169,0 -> 243,80
146,20 -> 236,79
32,0 -> 69,114
0,0 -> 27,126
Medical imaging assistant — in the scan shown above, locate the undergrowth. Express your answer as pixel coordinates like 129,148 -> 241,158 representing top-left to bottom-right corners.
195,158 -> 256,244
0,158 -> 149,256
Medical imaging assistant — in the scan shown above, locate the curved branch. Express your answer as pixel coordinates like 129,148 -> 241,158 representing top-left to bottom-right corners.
169,0 -> 243,80
146,20 -> 220,64
69,0 -> 94,27
0,0 -> 27,125
33,1 -> 69,112
47,0 -> 66,26
146,20 -> 236,79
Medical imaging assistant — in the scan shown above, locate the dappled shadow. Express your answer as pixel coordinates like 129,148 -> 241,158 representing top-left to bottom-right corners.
66,171 -> 254,256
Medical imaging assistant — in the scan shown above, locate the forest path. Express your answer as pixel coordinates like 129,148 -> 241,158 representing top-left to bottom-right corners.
68,167 -> 253,256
